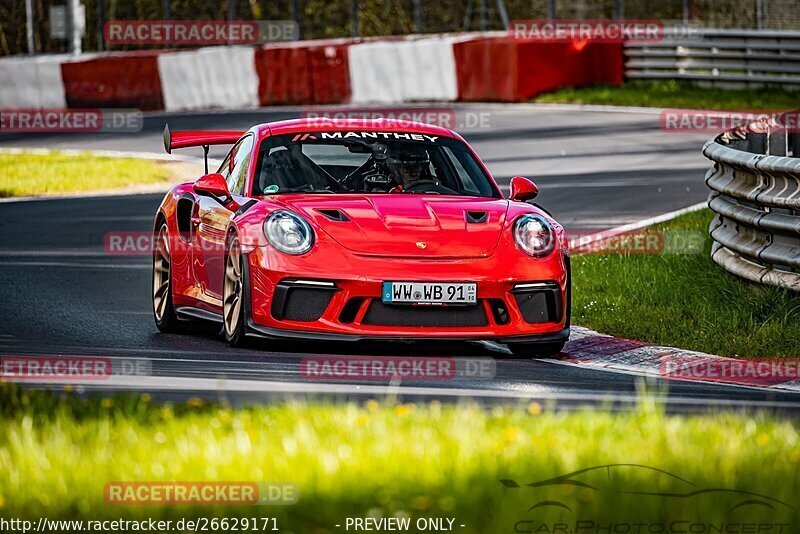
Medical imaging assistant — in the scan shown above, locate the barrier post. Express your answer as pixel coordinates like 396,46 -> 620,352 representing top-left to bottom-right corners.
25,0 -> 35,55
768,131 -> 787,156
350,0 -> 359,37
66,0 -> 81,55
613,0 -> 624,20
97,0 -> 105,51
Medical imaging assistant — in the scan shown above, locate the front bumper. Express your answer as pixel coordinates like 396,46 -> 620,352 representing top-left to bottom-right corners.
243,244 -> 570,343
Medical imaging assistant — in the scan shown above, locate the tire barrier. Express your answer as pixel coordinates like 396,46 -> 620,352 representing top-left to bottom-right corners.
0,32 -> 624,111
704,115 -> 800,292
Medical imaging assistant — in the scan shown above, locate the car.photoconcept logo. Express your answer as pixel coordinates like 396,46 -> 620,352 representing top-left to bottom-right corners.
501,464 -> 795,533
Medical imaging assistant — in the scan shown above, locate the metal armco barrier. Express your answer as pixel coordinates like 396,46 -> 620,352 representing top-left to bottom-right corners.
626,29 -> 800,87
704,117 -> 800,292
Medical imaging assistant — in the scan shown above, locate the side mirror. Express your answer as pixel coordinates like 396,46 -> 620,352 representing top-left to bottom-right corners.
194,173 -> 240,211
509,176 -> 539,202
194,173 -> 231,199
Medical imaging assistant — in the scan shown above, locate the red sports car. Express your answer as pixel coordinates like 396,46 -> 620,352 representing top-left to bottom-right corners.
152,118 -> 570,356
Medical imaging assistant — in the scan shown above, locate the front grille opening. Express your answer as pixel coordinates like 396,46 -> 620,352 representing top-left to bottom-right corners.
363,301 -> 488,327
513,287 -> 562,324
339,297 -> 365,324
488,299 -> 509,325
272,285 -> 336,322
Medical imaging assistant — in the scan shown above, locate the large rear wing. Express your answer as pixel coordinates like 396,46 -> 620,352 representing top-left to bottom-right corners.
163,124 -> 245,173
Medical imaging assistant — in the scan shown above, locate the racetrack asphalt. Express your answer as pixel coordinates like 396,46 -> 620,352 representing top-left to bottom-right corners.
3,103 -> 799,413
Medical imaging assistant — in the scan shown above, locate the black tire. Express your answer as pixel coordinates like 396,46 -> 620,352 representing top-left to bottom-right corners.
152,222 -> 183,333
506,341 -> 566,358
223,233 -> 247,347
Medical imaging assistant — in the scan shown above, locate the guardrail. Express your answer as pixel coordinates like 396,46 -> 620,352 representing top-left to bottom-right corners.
704,115 -> 800,292
625,28 -> 800,87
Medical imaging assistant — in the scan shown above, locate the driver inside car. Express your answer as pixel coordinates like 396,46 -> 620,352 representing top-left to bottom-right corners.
387,148 -> 432,192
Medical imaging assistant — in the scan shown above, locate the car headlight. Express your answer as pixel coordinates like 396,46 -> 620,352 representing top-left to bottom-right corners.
513,214 -> 555,257
264,210 -> 314,255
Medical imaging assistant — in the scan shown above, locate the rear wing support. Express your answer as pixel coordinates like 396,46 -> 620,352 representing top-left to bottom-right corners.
163,124 -> 245,175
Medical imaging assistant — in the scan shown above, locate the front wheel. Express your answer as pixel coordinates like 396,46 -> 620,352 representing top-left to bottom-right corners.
223,233 -> 247,347
506,341 -> 565,358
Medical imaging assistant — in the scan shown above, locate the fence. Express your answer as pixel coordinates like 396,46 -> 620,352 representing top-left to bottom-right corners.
704,114 -> 800,292
625,28 -> 800,87
5,0 -> 800,56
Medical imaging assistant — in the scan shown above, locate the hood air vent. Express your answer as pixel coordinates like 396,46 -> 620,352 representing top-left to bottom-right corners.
316,209 -> 350,222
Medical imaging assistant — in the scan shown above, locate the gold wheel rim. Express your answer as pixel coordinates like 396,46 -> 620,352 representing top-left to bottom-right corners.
153,226 -> 171,321
223,238 -> 243,337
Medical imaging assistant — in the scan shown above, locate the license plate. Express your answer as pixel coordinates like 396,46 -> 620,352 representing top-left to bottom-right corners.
382,282 -> 477,305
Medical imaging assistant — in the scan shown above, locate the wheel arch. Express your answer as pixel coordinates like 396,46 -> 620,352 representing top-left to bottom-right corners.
154,210 -> 167,232
226,222 -> 241,246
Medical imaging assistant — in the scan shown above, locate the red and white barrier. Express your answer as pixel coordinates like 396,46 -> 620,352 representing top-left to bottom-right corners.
0,33 -> 624,112
61,51 -> 165,110
0,55 -> 69,109
254,39 -> 351,106
348,36 -> 461,103
157,46 -> 260,111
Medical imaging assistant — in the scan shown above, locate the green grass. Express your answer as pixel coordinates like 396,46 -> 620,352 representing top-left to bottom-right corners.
0,151 -> 174,198
571,209 -> 800,358
1,384 -> 799,529
534,80 -> 800,111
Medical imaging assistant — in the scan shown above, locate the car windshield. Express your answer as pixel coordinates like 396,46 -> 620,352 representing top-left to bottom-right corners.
252,132 -> 500,197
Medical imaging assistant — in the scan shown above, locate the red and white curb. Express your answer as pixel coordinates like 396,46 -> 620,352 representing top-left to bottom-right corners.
550,325 -> 800,393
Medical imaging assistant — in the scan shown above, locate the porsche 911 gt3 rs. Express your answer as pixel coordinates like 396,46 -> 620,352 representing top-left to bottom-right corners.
152,118 -> 570,356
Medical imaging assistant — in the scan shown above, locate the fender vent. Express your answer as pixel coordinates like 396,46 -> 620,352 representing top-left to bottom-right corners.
465,211 -> 488,224
176,197 -> 196,242
316,209 -> 350,222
